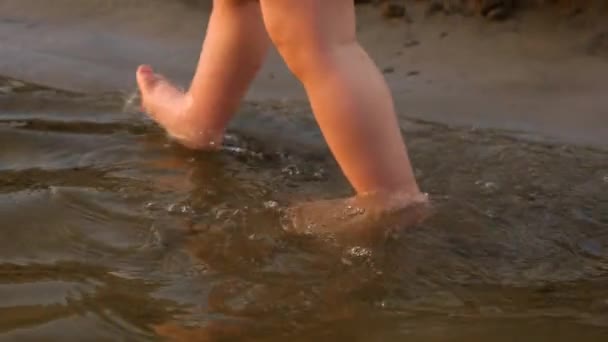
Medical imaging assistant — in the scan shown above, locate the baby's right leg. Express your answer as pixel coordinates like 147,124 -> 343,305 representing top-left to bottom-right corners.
136,0 -> 269,149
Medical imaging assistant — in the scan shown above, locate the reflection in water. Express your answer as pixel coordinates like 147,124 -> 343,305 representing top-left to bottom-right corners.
0,85 -> 607,341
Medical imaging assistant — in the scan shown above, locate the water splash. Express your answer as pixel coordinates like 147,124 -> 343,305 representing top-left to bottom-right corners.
121,89 -> 142,114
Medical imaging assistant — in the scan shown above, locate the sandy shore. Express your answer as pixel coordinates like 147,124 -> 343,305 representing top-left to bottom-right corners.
1,0 -> 606,148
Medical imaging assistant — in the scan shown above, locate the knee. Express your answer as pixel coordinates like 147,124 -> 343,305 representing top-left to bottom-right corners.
264,21 -> 325,80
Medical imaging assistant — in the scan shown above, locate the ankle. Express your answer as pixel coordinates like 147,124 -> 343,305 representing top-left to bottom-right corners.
180,131 -> 225,150
173,93 -> 225,150
357,188 -> 428,211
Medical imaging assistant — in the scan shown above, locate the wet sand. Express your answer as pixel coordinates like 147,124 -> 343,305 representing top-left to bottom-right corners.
1,0 -> 607,149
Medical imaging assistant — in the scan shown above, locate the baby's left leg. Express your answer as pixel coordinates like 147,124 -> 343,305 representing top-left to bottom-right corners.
136,0 -> 269,149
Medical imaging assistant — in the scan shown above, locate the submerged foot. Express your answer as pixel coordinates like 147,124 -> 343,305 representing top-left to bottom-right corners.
136,65 -> 221,149
283,191 -> 431,246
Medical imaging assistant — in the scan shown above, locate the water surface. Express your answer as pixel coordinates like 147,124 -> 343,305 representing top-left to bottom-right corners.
1,80 -> 607,341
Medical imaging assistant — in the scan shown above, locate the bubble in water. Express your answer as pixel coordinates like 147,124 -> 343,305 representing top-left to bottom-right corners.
484,182 -> 497,189
304,223 -> 317,235
263,200 -> 279,209
342,246 -> 373,266
313,167 -> 326,180
344,205 -> 365,217
476,180 -> 498,190
167,203 -> 194,215
484,209 -> 496,218
282,164 -> 301,176
144,201 -> 157,210
347,246 -> 372,258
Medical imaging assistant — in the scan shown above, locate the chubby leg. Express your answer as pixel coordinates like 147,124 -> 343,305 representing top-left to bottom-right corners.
260,0 -> 428,238
136,0 -> 269,149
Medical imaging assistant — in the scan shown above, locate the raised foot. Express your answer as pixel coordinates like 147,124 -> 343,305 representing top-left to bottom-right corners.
136,65 -> 222,149
282,191 -> 431,246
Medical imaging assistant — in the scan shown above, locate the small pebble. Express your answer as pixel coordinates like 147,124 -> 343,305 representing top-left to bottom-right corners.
404,39 -> 420,48
381,2 -> 406,18
382,66 -> 395,74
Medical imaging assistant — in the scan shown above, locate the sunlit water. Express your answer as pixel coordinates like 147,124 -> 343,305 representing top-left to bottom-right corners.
1,80 -> 607,341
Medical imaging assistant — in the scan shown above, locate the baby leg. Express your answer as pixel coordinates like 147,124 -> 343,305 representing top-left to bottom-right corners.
260,0 -> 428,238
136,0 -> 269,149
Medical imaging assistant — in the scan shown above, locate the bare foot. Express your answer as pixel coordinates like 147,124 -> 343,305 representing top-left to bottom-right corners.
136,65 -> 222,149
282,191 -> 431,246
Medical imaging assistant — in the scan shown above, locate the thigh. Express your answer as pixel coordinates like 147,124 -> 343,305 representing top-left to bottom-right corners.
258,0 -> 356,47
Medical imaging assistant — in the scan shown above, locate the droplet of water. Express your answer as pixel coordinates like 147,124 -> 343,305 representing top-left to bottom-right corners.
122,90 -> 141,113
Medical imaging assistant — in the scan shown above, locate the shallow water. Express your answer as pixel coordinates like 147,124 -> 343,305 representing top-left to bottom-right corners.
1,81 -> 607,341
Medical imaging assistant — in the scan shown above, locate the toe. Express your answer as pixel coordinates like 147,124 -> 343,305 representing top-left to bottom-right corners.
136,64 -> 158,94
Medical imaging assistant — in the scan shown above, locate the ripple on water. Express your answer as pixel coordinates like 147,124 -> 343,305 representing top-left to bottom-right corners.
1,93 -> 608,340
